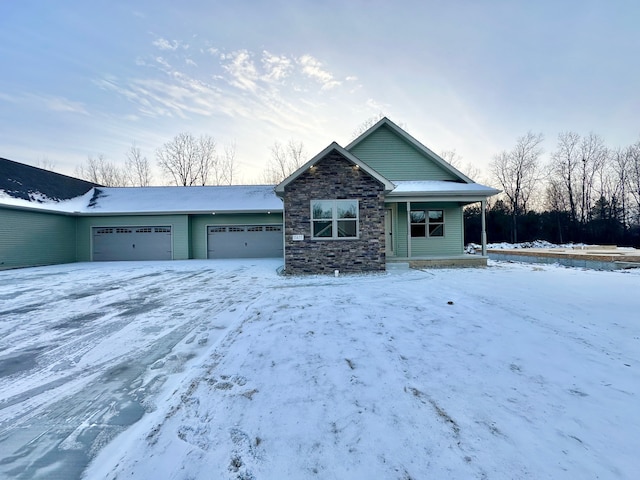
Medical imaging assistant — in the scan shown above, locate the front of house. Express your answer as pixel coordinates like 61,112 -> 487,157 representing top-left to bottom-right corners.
0,118 -> 499,273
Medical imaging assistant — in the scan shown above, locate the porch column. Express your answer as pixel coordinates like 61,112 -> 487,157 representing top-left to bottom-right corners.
406,201 -> 411,258
481,199 -> 487,256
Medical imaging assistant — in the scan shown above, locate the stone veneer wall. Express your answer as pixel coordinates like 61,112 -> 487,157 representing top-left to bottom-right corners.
283,151 -> 386,274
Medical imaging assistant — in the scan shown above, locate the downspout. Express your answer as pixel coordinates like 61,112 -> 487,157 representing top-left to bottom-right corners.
481,199 -> 487,256
406,201 -> 411,258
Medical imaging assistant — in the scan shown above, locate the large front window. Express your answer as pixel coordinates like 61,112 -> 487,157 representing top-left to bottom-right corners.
410,209 -> 444,237
311,200 -> 359,239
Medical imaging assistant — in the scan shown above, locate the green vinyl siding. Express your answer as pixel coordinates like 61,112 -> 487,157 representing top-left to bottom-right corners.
409,204 -> 463,256
395,203 -> 409,257
391,203 -> 464,257
189,213 -> 283,259
76,215 -> 190,261
348,125 -> 458,181
0,207 -> 76,269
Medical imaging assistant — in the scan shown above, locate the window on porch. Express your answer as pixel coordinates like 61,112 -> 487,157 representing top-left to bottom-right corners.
410,209 -> 444,237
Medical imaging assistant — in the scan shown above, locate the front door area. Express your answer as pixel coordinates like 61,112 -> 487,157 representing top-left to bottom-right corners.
384,208 -> 394,256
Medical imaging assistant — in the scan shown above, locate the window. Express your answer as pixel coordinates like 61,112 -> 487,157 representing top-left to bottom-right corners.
410,209 -> 444,237
311,200 -> 359,239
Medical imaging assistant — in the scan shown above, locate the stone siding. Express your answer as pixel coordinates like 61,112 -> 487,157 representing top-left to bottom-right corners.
283,151 -> 386,274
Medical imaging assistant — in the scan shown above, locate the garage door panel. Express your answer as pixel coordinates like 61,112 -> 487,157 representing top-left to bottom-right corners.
92,226 -> 172,261
207,225 -> 282,259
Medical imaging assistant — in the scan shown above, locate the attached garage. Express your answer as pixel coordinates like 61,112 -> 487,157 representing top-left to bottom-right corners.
207,224 -> 283,259
92,226 -> 172,261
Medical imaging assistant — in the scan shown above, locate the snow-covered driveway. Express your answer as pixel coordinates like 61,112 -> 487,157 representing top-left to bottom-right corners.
1,260 -> 639,479
0,260 -> 269,479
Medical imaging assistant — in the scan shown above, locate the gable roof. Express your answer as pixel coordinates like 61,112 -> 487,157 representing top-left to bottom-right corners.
0,157 -> 99,202
274,142 -> 395,195
346,117 -> 475,184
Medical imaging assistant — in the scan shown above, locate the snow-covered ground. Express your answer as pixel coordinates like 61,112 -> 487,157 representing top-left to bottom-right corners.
465,240 -> 592,254
1,260 -> 639,479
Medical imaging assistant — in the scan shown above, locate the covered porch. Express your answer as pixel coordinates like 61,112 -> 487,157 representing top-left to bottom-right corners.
383,180 -> 498,268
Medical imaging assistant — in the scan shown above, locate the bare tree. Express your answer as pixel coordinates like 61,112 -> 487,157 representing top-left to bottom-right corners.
491,132 -> 544,242
75,154 -> 128,186
350,114 -> 406,140
628,140 -> 640,225
125,144 -> 153,187
578,133 -> 608,224
156,133 -> 218,186
610,147 -> 630,231
351,113 -> 385,139
440,149 -> 463,168
550,131 -> 581,224
262,140 -> 306,184
439,149 -> 484,182
218,142 -> 237,185
36,157 -> 57,171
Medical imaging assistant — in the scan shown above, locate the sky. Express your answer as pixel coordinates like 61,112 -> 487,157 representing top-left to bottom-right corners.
1,0 -> 638,184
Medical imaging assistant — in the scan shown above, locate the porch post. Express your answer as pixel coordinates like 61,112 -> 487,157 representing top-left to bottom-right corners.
406,201 -> 411,258
481,199 -> 487,256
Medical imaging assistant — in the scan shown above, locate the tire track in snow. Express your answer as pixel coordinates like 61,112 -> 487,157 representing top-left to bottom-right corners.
0,264 -> 256,480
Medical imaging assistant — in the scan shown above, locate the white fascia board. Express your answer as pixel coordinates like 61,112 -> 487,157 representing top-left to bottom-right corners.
0,203 -> 77,216
76,208 -> 284,216
385,195 -> 495,204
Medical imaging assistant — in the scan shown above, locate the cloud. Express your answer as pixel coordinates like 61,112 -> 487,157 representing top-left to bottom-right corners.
261,51 -> 292,82
0,92 -> 88,115
43,96 -> 89,115
155,56 -> 171,69
298,54 -> 341,90
152,38 -> 179,51
222,50 -> 258,92
96,43 -> 363,147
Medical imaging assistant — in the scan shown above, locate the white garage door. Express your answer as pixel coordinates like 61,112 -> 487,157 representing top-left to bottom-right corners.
92,226 -> 172,261
207,225 -> 283,259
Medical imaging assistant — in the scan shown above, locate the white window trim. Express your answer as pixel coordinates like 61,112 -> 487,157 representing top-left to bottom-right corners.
311,199 -> 359,240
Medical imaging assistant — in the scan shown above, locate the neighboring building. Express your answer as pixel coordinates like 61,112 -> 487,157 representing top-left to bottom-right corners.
0,118 -> 499,272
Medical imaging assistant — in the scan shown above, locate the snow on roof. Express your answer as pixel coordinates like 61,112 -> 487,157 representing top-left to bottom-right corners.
84,185 -> 282,214
0,188 -> 92,214
1,185 -> 283,214
1,181 -> 499,215
389,180 -> 500,197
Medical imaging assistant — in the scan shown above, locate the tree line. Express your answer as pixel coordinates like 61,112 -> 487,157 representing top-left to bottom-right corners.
72,120 -> 640,247
75,133 -> 306,187
468,131 -> 640,247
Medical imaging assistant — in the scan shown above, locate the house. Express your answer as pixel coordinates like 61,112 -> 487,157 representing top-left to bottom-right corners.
275,118 -> 499,273
0,118 -> 499,272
